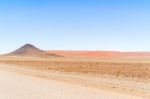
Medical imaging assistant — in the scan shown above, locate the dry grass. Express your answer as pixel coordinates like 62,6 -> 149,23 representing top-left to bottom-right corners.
0,56 -> 150,81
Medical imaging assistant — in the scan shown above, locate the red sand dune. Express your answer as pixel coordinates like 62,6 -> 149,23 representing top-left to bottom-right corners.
48,50 -> 150,58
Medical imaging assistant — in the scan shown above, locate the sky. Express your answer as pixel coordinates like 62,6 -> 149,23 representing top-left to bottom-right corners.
0,0 -> 150,53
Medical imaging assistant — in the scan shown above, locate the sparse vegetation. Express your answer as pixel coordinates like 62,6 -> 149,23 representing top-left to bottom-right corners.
0,57 -> 150,81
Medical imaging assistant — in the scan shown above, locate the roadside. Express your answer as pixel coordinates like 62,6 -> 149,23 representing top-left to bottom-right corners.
0,63 -> 149,99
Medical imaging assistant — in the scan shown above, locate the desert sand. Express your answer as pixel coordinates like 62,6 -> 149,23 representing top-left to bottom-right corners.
0,44 -> 149,99
48,50 -> 150,58
0,63 -> 147,99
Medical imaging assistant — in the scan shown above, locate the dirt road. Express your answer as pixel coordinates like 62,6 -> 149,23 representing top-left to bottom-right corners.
0,64 -> 145,99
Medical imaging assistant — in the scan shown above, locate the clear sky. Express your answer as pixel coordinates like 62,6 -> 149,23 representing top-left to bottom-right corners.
0,0 -> 150,53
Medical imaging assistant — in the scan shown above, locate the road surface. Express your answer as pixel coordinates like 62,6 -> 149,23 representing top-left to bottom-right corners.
0,65 -> 144,99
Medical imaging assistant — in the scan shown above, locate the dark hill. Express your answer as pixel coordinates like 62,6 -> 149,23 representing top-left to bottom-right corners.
6,44 -> 62,58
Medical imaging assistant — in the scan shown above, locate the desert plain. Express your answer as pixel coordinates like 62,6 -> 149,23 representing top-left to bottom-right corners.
0,44 -> 149,99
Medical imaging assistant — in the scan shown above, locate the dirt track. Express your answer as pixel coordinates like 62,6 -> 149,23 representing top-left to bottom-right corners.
0,64 -> 148,99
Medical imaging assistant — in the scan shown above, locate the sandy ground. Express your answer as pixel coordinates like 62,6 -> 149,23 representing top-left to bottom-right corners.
0,64 -> 148,99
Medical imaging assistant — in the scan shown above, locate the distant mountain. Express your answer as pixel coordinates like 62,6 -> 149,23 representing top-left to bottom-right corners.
48,50 -> 150,58
4,44 -> 150,58
6,44 -> 62,58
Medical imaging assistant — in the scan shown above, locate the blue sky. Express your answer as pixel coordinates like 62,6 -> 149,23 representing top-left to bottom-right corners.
0,0 -> 150,53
